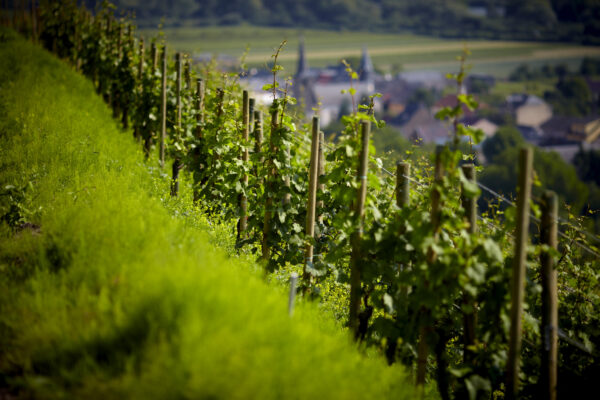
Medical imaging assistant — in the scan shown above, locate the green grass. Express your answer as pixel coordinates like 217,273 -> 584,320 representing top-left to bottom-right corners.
0,29 -> 419,399
140,25 -> 600,77
490,79 -> 557,98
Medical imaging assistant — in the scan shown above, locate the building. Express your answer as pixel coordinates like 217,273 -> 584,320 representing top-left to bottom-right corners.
293,40 -> 377,126
506,94 -> 553,128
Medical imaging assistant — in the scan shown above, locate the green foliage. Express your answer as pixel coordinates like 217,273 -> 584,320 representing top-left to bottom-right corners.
481,133 -> 590,214
545,76 -> 594,117
91,0 -> 600,44
574,147 -> 600,187
0,28 -> 417,399
580,57 -> 600,76
482,125 -> 525,164
9,2 -> 600,398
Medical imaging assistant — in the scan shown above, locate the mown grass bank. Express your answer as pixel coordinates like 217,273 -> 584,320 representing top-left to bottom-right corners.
0,29 -> 418,399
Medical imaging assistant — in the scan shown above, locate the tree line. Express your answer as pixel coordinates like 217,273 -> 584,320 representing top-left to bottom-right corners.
75,0 -> 600,44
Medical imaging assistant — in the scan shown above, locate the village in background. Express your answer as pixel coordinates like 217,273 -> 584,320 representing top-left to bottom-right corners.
101,0 -> 600,229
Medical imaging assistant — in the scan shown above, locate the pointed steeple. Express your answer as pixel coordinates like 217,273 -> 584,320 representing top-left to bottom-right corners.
296,37 -> 308,78
359,46 -> 374,82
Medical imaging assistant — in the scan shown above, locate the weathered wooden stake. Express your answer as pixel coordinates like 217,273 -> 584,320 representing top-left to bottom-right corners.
396,162 -> 410,207
461,163 -> 478,363
185,60 -> 191,93
417,146 -> 445,387
349,120 -> 371,338
396,161 -> 410,305
117,22 -> 123,58
262,107 -> 279,262
506,147 -> 534,400
238,90 -> 250,238
127,23 -> 133,49
249,98 -> 255,128
134,38 -> 144,140
175,52 -> 182,129
171,52 -> 182,197
192,78 -> 205,203
303,116 -> 320,285
317,131 -> 325,224
137,38 -> 145,79
160,44 -> 167,169
254,110 -> 263,182
151,42 -> 157,71
289,273 -> 298,317
541,190 -> 558,400
213,88 -> 225,164
196,78 -> 205,134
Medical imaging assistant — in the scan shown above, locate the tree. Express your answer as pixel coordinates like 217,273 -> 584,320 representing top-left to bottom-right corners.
580,57 -> 600,76
407,87 -> 437,108
573,147 -> 600,186
482,125 -> 524,164
481,146 -> 589,213
545,76 -> 593,116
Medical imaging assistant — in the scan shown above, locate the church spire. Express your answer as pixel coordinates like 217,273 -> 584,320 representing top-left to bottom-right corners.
296,37 -> 308,78
359,46 -> 374,81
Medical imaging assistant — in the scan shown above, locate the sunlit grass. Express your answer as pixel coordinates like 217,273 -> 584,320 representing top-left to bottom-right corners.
0,29 -> 419,399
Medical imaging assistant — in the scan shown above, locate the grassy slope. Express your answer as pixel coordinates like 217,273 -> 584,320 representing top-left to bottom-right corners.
0,30 -> 418,399
140,25 -> 600,77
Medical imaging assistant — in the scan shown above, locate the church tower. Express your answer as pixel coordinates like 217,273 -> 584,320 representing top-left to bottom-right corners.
359,46 -> 374,82
296,37 -> 308,78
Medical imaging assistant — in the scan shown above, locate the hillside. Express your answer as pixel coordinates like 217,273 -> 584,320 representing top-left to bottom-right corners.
85,0 -> 600,45
0,29 -> 417,399
140,25 -> 600,77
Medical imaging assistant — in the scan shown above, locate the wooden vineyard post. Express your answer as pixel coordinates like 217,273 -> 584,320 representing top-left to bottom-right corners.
127,23 -> 133,49
112,23 -> 123,119
138,37 -> 145,79
283,133 -> 291,205
212,88 -> 225,168
160,44 -> 167,169
249,98 -> 255,129
196,78 -> 205,136
396,161 -> 410,304
120,36 -> 131,130
396,162 -> 410,207
184,59 -> 191,100
238,90 -> 250,239
262,106 -> 279,263
288,273 -> 298,317
506,147 -> 533,400
541,190 -> 558,400
175,52 -> 182,129
134,38 -> 144,141
151,42 -> 157,71
417,146 -> 445,387
461,163 -> 478,363
170,52 -> 183,197
192,78 -> 205,203
349,120 -> 370,339
117,23 -> 123,58
254,111 -> 263,182
303,116 -> 320,286
103,16 -> 112,105
317,131 -> 325,225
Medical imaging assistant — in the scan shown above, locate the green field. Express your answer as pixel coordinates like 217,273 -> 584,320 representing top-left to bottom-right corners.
0,29 -> 420,399
140,25 -> 600,77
